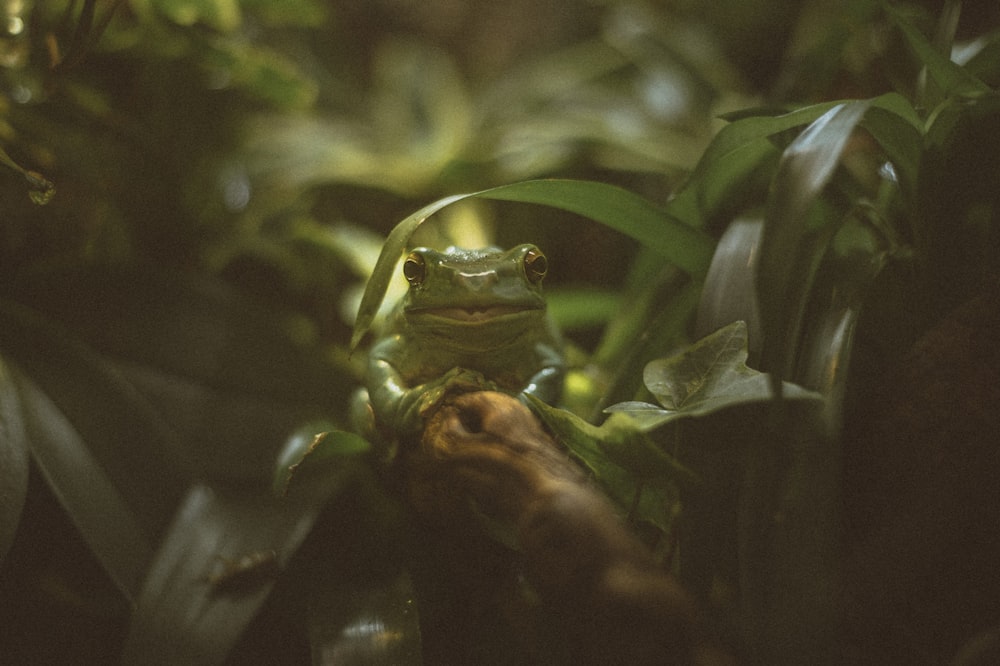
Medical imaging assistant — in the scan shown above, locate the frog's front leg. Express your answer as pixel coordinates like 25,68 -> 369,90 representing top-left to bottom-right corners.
523,341 -> 565,405
367,355 -> 489,437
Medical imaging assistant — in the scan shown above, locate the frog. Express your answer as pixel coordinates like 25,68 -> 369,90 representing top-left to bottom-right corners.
352,244 -> 564,451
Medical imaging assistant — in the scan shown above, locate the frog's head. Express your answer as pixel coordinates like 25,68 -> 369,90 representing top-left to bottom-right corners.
400,244 -> 549,325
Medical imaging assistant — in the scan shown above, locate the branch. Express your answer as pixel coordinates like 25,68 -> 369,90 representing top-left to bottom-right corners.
404,390 -> 732,665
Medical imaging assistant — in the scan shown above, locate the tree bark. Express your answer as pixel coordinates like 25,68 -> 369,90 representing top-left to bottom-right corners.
401,390 -> 733,665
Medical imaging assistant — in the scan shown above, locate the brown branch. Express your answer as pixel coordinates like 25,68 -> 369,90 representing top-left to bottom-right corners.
403,390 -> 733,665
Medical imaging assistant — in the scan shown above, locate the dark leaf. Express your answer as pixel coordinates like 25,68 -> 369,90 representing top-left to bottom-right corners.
0,358 -> 29,563
10,369 -> 153,600
121,482 -> 328,665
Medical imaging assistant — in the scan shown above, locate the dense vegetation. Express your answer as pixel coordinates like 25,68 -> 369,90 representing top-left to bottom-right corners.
1,0 -> 998,663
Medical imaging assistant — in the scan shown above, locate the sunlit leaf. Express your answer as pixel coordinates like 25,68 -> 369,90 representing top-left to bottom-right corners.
153,0 -> 242,31
757,100 -> 871,382
241,0 -> 328,27
606,321 -> 821,429
545,288 -> 619,330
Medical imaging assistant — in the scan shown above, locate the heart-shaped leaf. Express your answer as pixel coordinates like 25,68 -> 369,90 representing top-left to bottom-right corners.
607,321 -> 821,428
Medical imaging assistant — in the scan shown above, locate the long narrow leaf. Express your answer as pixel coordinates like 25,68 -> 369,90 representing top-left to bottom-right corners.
477,179 -> 715,276
122,482 -> 327,665
0,358 -> 29,563
11,369 -> 152,600
757,101 -> 871,381
888,5 -> 990,97
351,179 -> 715,348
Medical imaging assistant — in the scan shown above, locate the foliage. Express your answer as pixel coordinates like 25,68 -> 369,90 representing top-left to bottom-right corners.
0,0 -> 999,663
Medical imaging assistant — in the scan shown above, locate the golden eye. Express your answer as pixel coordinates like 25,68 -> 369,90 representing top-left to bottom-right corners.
524,248 -> 547,284
403,252 -> 426,286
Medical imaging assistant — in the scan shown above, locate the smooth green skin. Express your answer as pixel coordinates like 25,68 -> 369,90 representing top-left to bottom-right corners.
357,244 -> 565,440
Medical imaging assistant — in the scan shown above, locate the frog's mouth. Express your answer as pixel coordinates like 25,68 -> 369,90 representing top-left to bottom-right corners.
408,304 -> 539,323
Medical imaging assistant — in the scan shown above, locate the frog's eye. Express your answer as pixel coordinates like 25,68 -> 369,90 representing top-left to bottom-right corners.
403,252 -> 426,286
523,248 -> 548,284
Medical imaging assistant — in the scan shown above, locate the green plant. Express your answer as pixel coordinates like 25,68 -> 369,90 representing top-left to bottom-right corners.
1,0 -> 998,663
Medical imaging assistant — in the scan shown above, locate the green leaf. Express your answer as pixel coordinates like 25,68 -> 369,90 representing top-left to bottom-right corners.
607,321 -> 821,428
526,396 -> 691,533
757,100 -> 871,381
204,39 -> 318,108
665,102 -> 843,228
477,180 -> 715,277
351,179 -> 716,349
887,4 -> 990,98
858,96 -> 923,196
545,288 -> 620,330
273,427 -> 370,499
350,193 -> 469,349
153,0 -> 241,31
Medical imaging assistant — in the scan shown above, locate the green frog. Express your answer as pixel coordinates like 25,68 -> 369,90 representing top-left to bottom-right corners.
353,244 -> 564,447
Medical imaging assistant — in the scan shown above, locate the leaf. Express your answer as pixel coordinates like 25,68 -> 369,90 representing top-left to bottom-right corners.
0,297 -> 189,568
11,369 -> 153,600
121,482 -> 326,665
0,358 -> 29,563
478,180 -> 715,277
351,179 -> 716,348
545,288 -> 620,330
273,427 -> 370,499
665,102 -> 841,229
756,100 -> 872,381
153,0 -> 241,31
607,321 -> 821,427
887,4 -> 990,98
204,39 -> 318,108
350,193 -> 470,349
526,396 -> 690,533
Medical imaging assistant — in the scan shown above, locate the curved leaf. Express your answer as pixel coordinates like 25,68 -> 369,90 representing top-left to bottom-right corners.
477,180 -> 715,276
888,4 -> 990,98
757,100 -> 871,381
0,299 -> 188,540
122,482 -> 325,665
351,179 -> 716,348
11,369 -> 153,600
